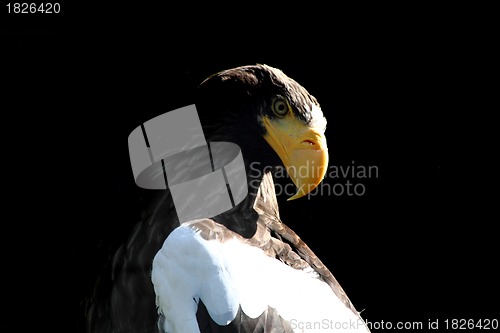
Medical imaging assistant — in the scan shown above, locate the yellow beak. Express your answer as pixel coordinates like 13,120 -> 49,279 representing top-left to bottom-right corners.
263,110 -> 328,200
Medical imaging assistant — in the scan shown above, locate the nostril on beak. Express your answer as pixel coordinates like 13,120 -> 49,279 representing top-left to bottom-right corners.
302,140 -> 316,146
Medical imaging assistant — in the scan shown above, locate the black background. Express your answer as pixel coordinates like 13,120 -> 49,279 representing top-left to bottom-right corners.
2,3 -> 497,332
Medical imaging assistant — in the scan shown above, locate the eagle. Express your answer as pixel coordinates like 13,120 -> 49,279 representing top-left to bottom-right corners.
85,64 -> 370,332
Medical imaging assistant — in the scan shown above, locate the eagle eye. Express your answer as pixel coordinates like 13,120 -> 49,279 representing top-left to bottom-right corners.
272,97 -> 289,116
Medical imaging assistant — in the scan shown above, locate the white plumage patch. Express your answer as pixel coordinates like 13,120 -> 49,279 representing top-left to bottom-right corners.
152,222 -> 369,332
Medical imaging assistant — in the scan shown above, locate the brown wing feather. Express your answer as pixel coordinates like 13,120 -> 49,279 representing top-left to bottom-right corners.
85,190 -> 179,333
